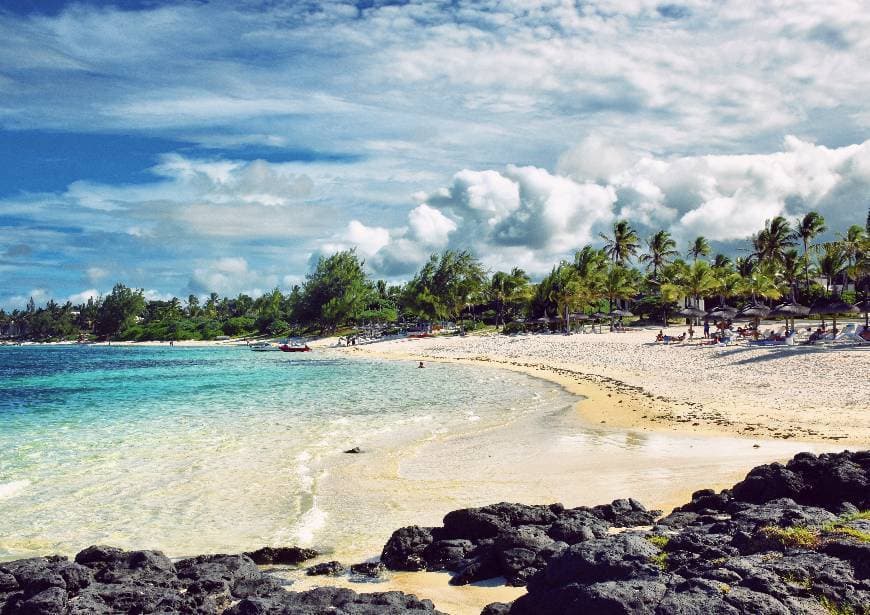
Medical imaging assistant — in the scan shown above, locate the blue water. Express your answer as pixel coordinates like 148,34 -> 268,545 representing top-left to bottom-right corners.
0,345 -> 573,560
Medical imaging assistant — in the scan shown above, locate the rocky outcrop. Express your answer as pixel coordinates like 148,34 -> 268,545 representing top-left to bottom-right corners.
381,499 -> 659,586
0,546 -> 439,615
504,450 -> 870,615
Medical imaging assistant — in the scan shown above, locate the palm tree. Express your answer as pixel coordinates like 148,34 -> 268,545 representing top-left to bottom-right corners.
489,268 -> 530,328
735,256 -> 755,277
599,220 -> 640,265
687,236 -> 711,262
794,211 -> 826,293
738,262 -> 784,304
547,264 -> 583,333
837,224 -> 868,290
816,243 -> 848,295
712,254 -> 732,269
602,263 -> 637,313
751,216 -> 795,267
640,230 -> 679,282
679,260 -> 718,310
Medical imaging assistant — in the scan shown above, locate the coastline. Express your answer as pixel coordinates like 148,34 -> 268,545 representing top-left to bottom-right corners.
3,338 -> 865,614
336,330 -> 870,447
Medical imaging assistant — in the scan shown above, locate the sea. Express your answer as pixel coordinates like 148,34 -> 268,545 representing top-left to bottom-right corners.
0,344 -> 574,561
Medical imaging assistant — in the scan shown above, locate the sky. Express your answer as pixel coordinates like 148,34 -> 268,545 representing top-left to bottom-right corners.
2,0 -> 870,308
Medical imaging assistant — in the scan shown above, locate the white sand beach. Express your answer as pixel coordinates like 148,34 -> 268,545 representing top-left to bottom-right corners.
341,326 -> 870,445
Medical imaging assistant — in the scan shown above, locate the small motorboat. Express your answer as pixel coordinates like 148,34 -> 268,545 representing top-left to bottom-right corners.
279,344 -> 311,352
250,342 -> 281,352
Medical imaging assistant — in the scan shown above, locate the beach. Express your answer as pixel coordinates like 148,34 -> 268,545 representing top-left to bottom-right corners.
342,326 -> 870,446
1,336 -> 866,614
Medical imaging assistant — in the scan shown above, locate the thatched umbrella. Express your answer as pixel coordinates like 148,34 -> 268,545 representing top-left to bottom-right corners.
809,297 -> 859,337
737,302 -> 770,334
705,303 -> 738,320
610,309 -> 633,318
770,300 -> 810,334
677,306 -> 706,325
570,312 -> 591,321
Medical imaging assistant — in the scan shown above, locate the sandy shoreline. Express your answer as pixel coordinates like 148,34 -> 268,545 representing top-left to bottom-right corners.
339,327 -> 869,446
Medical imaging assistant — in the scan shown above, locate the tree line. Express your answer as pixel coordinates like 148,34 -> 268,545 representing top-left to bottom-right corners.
1,210 -> 867,341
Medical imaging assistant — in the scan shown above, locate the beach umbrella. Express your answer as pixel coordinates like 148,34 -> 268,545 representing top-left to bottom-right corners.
677,306 -> 706,322
770,300 -> 810,335
736,302 -> 770,333
610,309 -> 633,317
570,312 -> 591,321
809,297 -> 859,336
705,303 -> 737,318
592,312 -> 610,320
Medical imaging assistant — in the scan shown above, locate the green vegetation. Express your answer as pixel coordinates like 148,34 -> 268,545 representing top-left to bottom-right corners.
760,525 -> 822,549
649,550 -> 669,571
645,535 -> 670,549
2,210 -> 868,342
817,595 -> 870,615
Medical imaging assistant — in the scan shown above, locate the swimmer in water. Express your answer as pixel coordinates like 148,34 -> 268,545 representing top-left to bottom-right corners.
418,361 -> 425,368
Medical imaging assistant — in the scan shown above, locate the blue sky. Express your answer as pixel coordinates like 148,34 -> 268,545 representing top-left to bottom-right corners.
2,0 -> 870,308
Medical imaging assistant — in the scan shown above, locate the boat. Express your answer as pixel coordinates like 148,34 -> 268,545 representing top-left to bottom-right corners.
250,342 -> 281,352
279,344 -> 311,352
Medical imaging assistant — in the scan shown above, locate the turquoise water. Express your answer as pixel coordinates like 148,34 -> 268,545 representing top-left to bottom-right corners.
0,345 -> 573,560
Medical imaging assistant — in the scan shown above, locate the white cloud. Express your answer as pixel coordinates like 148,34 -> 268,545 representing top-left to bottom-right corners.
67,288 -> 100,305
85,267 -> 108,284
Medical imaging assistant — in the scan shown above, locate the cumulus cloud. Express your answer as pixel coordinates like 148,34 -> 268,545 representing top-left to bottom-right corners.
353,135 -> 870,277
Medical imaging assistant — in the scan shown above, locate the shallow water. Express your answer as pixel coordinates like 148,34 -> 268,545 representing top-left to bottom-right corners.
0,345 -> 573,560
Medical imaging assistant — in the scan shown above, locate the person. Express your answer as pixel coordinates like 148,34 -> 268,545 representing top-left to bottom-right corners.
687,325 -> 694,340
703,321 -> 710,338
655,330 -> 664,342
807,328 -> 824,344
418,361 -> 425,368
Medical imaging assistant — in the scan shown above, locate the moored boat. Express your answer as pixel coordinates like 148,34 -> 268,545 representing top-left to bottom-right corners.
250,342 -> 281,352
279,344 -> 311,352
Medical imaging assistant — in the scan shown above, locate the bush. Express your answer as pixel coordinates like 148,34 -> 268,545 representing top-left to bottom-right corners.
223,316 -> 256,337
268,319 -> 290,336
501,321 -> 526,335
197,320 -> 224,340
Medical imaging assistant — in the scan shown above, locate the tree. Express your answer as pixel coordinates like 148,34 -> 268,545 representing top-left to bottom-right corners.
687,236 -> 711,262
599,220 -> 640,265
794,211 -> 826,293
751,216 -> 795,267
838,224 -> 867,289
640,230 -> 679,282
186,294 -> 200,318
678,260 -> 718,310
95,283 -> 145,338
298,250 -> 372,331
816,243 -> 848,295
488,268 -> 530,328
402,250 -> 486,322
547,264 -> 583,332
602,263 -> 637,312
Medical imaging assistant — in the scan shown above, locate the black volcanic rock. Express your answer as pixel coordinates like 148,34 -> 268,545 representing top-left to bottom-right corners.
499,450 -> 870,615
224,586 -> 446,614
306,560 -> 346,576
381,500 -> 659,587
242,546 -> 318,565
0,546 -> 434,615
